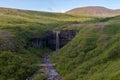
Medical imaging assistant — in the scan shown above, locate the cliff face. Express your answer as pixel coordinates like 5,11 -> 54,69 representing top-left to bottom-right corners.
30,30 -> 78,50
59,30 -> 78,48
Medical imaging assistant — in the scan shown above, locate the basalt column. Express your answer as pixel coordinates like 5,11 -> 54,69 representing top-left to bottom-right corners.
30,30 -> 78,50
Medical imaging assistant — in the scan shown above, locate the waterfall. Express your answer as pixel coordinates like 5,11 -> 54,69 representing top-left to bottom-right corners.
56,31 -> 60,51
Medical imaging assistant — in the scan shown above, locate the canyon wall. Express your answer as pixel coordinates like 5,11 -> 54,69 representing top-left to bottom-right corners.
30,30 -> 79,50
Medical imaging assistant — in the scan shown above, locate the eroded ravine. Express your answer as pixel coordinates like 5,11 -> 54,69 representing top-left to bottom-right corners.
27,30 -> 78,80
40,31 -> 61,80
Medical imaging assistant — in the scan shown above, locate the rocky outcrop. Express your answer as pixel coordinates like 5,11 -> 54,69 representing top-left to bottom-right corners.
59,30 -> 78,48
30,30 -> 79,50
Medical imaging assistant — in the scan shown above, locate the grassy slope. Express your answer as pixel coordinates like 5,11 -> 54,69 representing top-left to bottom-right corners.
66,6 -> 120,17
0,7 -> 97,80
0,7 -> 119,80
51,16 -> 120,80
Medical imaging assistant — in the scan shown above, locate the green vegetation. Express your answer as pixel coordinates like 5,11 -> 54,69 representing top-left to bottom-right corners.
34,71 -> 47,80
34,74 -> 46,80
51,16 -> 120,80
0,7 -> 97,80
0,50 -> 38,80
0,7 -> 120,80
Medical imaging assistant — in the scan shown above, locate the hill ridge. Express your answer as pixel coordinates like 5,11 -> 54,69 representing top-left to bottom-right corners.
66,6 -> 120,17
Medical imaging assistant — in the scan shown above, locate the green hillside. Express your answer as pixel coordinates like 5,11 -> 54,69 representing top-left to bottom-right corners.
51,16 -> 120,80
0,7 -> 98,80
0,7 -> 120,80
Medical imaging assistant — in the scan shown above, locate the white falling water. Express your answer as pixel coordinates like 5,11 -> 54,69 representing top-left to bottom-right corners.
56,31 -> 60,51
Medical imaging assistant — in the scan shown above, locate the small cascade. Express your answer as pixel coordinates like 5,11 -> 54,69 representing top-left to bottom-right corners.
55,31 -> 60,51
30,30 -> 78,50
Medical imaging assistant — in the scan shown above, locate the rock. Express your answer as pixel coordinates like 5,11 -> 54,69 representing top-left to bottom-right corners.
30,30 -> 78,50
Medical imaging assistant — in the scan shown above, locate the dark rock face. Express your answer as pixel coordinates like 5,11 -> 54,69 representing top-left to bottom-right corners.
30,30 -> 78,50
59,30 -> 78,48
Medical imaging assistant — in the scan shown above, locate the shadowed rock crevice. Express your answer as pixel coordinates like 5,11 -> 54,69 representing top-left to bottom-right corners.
30,30 -> 79,50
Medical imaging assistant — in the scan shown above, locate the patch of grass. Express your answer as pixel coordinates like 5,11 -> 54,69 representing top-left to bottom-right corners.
51,16 -> 120,80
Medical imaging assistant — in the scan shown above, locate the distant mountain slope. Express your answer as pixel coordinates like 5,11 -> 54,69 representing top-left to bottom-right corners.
66,6 -> 120,17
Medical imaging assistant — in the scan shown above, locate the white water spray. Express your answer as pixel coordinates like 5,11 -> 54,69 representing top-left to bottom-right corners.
55,31 -> 60,51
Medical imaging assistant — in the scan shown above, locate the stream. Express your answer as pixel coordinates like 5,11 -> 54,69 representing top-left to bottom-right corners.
27,31 -> 61,80
26,53 -> 61,80
41,53 -> 61,80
